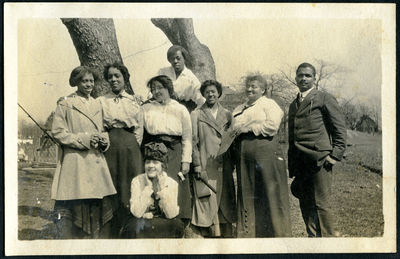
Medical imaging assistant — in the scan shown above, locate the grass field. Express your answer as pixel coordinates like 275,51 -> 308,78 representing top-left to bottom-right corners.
17,131 -> 384,239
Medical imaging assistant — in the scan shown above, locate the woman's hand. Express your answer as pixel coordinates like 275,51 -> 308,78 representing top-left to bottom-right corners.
143,212 -> 154,219
90,134 -> 100,148
232,126 -> 251,138
98,137 -> 108,149
181,162 -> 190,176
194,166 -> 202,179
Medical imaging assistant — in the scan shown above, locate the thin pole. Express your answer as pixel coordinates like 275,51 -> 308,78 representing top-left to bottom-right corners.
18,103 -> 58,145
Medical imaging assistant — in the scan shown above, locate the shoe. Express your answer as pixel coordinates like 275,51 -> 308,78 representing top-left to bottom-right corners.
184,224 -> 204,239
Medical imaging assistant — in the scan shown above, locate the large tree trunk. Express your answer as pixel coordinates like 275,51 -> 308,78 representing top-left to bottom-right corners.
61,18 -> 133,97
151,18 -> 216,83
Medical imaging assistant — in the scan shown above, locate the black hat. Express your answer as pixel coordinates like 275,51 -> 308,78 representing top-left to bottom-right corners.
144,142 -> 168,165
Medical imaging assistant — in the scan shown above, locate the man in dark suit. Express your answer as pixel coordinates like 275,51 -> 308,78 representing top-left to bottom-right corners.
288,63 -> 347,237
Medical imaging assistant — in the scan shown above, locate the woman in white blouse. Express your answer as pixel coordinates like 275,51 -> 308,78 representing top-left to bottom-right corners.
231,73 -> 292,238
120,142 -> 184,238
98,62 -> 143,238
140,75 -> 192,229
157,45 -> 205,113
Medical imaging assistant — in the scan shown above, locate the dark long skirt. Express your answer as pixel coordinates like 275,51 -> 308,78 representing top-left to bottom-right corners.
120,216 -> 184,239
234,133 -> 292,238
52,197 -> 113,239
104,128 -> 143,237
142,132 -> 192,219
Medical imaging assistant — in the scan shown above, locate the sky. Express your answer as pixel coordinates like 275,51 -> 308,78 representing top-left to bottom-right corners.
17,5 -> 383,124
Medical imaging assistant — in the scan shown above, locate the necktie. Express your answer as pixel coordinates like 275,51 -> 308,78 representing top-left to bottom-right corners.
114,94 -> 123,103
233,103 -> 254,118
297,94 -> 303,107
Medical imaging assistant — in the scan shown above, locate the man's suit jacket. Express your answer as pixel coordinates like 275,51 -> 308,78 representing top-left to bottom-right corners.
288,88 -> 347,177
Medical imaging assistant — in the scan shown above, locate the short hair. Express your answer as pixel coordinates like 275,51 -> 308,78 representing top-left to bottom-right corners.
167,45 -> 190,63
147,75 -> 175,97
103,62 -> 131,86
296,63 -> 316,77
244,72 -> 267,94
200,80 -> 223,98
69,66 -> 100,87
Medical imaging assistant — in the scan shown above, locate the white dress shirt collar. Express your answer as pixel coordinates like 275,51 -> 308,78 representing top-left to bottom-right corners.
299,87 -> 315,98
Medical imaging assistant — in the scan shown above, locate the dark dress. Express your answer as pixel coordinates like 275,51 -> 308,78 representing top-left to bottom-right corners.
105,128 -> 143,237
234,133 -> 292,237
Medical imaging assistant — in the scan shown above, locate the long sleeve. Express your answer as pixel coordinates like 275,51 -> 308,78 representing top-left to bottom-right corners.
191,110 -> 201,171
181,107 -> 192,163
322,93 -> 347,161
157,176 -> 179,219
158,66 -> 205,108
232,97 -> 283,137
134,108 -> 144,146
52,103 -> 91,150
129,176 -> 154,218
251,99 -> 283,137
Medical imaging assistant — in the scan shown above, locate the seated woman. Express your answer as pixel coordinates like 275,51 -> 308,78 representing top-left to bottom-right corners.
121,142 -> 184,239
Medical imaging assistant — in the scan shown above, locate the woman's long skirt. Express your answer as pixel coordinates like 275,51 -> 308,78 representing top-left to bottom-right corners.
142,132 -> 192,220
104,128 -> 143,237
52,197 -> 114,239
234,133 -> 292,238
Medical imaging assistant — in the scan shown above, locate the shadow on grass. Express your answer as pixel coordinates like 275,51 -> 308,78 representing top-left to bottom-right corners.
18,205 -> 53,221
19,223 -> 56,240
358,162 -> 383,176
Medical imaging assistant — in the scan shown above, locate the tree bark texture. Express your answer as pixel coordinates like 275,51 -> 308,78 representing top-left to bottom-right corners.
61,18 -> 133,97
151,18 -> 216,83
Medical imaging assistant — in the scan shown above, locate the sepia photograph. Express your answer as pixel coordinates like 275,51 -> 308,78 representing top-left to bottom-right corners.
5,3 -> 396,255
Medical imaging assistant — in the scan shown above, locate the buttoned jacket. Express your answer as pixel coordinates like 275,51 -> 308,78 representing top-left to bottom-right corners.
288,88 -> 347,177
51,94 -> 116,200
191,102 -> 236,223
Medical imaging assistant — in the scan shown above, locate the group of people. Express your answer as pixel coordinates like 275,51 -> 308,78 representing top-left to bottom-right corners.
50,44 -> 347,239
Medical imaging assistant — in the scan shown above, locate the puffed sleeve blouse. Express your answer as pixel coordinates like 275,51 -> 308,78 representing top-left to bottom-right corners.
140,99 -> 192,163
98,90 -> 143,145
129,172 -> 179,219
158,66 -> 205,108
232,96 -> 283,137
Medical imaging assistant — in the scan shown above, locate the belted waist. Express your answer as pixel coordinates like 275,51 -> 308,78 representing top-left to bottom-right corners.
107,126 -> 135,134
238,132 -> 274,141
146,134 -> 182,149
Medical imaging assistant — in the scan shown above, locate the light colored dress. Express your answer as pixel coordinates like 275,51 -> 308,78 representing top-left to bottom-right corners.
191,102 -> 236,236
120,172 -> 183,238
130,172 -> 179,219
51,92 -> 116,238
52,93 -> 116,200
